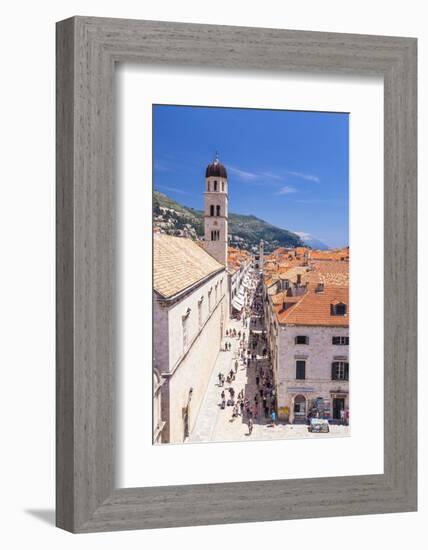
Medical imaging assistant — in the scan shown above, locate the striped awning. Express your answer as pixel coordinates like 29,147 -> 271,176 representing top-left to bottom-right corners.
232,299 -> 244,312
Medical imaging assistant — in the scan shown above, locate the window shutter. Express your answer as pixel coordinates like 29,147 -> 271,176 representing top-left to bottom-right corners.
345,363 -> 349,380
331,362 -> 336,380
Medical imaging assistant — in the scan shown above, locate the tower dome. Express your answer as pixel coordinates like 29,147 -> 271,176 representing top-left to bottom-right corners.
205,154 -> 227,178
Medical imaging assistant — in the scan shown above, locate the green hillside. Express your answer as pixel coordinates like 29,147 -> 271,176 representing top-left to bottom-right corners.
153,190 -> 303,252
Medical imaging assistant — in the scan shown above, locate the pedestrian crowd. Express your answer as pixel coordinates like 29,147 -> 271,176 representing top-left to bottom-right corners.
217,276 -> 278,435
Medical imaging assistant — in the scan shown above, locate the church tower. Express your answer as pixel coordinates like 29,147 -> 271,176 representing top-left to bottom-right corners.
202,154 -> 228,266
259,240 -> 264,271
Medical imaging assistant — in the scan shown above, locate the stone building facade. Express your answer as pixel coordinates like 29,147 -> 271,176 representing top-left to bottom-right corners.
153,234 -> 228,443
264,272 -> 349,424
153,156 -> 231,444
275,323 -> 349,423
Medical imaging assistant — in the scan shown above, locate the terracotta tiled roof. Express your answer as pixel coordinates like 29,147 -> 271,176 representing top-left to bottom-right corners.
278,266 -> 309,282
227,246 -> 252,272
309,248 -> 349,261
308,260 -> 349,287
154,234 -> 224,299
276,286 -> 349,327
311,260 -> 349,273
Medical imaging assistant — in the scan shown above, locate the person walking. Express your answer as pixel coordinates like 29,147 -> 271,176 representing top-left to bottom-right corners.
234,359 -> 238,373
239,399 -> 244,416
248,417 -> 253,435
271,409 -> 276,426
253,404 -> 258,420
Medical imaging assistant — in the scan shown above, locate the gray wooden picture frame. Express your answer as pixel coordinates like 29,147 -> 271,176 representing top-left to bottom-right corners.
56,16 -> 417,533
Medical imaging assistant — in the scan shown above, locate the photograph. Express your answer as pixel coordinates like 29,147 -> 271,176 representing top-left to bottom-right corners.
152,104 -> 350,444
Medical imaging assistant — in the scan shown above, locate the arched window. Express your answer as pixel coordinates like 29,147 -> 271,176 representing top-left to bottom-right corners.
210,205 -> 214,216
214,180 -> 218,191
216,205 -> 220,216
207,181 -> 210,192
221,181 -> 224,191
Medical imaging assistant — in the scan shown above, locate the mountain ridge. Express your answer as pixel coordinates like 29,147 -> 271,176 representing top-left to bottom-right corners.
153,190 -> 305,253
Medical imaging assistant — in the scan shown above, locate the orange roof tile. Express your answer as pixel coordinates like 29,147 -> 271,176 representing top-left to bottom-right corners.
276,286 -> 349,327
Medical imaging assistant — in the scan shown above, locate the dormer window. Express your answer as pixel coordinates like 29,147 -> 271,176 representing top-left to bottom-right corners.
331,302 -> 347,316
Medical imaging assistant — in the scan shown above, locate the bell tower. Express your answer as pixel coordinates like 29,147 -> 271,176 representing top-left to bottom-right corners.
259,240 -> 264,271
202,153 -> 228,266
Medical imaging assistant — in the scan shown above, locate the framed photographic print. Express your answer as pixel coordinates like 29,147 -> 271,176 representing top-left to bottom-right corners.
56,17 -> 417,532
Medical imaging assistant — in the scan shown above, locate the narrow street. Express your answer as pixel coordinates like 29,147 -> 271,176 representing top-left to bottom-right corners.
189,273 -> 350,443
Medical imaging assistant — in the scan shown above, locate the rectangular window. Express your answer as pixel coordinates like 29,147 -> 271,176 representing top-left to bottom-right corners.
331,303 -> 347,316
295,335 -> 309,345
332,336 -> 349,345
296,360 -> 306,380
182,316 -> 189,352
331,361 -> 349,380
198,300 -> 202,328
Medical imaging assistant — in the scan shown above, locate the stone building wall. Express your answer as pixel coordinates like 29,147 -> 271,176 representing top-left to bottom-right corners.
276,324 -> 349,422
154,269 -> 228,443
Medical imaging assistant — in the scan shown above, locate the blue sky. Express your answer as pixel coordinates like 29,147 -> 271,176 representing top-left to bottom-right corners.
153,105 -> 349,248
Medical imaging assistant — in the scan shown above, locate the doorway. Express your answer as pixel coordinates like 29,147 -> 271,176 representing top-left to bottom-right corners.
293,395 -> 306,423
333,397 -> 345,420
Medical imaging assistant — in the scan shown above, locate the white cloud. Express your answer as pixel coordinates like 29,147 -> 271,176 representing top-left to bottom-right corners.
275,185 -> 297,195
295,231 -> 312,239
285,170 -> 320,183
156,185 -> 190,196
228,165 -> 320,185
228,166 -> 259,181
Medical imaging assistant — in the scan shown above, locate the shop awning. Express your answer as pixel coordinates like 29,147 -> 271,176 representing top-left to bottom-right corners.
232,299 -> 244,312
